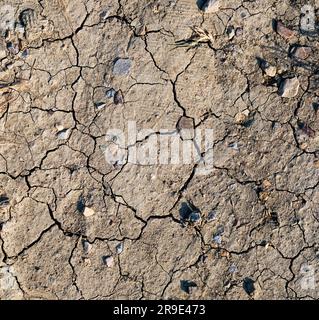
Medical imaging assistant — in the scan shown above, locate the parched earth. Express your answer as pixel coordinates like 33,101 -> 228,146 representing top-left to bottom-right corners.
0,0 -> 319,300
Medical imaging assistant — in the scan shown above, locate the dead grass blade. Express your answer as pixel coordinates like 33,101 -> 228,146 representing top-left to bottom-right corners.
174,26 -> 214,49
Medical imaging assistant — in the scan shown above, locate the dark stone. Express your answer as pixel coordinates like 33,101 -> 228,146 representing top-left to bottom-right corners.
22,49 -> 29,58
180,280 -> 197,294
270,212 -> 280,227
77,197 -> 85,214
114,90 -> 124,105
0,195 -> 9,207
260,240 -> 267,246
243,277 -> 255,295
196,0 -> 207,10
179,202 -> 201,223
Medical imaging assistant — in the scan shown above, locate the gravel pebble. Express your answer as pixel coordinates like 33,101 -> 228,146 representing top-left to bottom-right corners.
278,77 -> 300,98
275,21 -> 296,39
290,46 -> 312,60
102,255 -> 114,268
113,58 -> 132,76
83,207 -> 95,217
57,128 -> 70,140
199,0 -> 220,13
116,243 -> 124,254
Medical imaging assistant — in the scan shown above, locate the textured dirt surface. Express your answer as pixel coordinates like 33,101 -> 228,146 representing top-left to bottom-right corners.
0,0 -> 319,300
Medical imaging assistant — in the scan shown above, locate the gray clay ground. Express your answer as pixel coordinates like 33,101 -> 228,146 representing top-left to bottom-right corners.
0,0 -> 319,300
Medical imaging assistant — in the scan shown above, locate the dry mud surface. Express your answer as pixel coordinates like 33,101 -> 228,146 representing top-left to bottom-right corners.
0,0 -> 319,300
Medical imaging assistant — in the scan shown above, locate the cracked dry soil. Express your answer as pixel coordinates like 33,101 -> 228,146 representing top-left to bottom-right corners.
0,0 -> 319,300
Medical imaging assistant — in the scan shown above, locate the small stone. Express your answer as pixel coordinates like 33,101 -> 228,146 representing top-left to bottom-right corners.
235,27 -> 243,37
56,124 -> 64,131
102,255 -> 114,268
83,207 -> 95,217
278,77 -> 300,98
269,212 -> 279,227
77,197 -> 85,214
100,10 -> 109,20
116,243 -> 124,254
228,142 -> 239,151
242,110 -> 250,117
113,58 -> 132,76
82,240 -> 92,253
216,225 -> 224,234
213,225 -> 224,244
213,235 -> 222,244
264,65 -> 276,77
177,116 -> 194,140
189,211 -> 201,223
95,102 -> 106,110
180,280 -> 197,294
6,42 -> 19,55
19,8 -> 36,28
177,116 -> 194,130
275,21 -> 296,39
262,180 -> 272,190
235,111 -> 249,124
21,49 -> 29,58
57,128 -> 70,140
314,160 -> 319,169
243,277 -> 255,295
152,4 -> 160,14
179,202 -> 201,223
226,26 -> 235,40
207,210 -> 217,221
258,58 -> 277,77
0,195 -> 9,207
200,0 -> 220,13
106,88 -> 116,99
235,113 -> 245,124
114,90 -> 124,105
229,264 -> 237,273
290,46 -> 312,60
